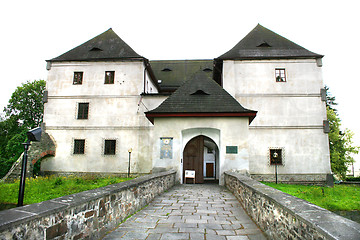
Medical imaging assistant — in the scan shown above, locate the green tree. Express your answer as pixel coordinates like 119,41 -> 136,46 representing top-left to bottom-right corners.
326,87 -> 359,179
0,80 -> 45,178
4,80 -> 46,129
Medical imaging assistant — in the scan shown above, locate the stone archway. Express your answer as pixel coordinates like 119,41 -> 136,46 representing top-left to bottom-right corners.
181,128 -> 220,184
183,135 -> 219,184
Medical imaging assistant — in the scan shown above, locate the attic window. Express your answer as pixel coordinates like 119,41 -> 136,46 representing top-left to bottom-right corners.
257,42 -> 271,47
161,68 -> 172,72
191,90 -> 209,95
90,47 -> 103,51
203,68 -> 213,72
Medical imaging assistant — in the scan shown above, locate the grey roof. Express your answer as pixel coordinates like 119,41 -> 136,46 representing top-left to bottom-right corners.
146,71 -> 256,123
49,28 -> 144,62
150,60 -> 213,92
217,24 -> 323,60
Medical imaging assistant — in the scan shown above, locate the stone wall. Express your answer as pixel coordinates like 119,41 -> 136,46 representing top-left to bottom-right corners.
224,171 -> 360,240
0,170 -> 176,240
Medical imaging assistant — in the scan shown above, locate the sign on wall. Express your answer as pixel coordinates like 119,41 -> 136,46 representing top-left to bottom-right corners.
160,137 -> 173,159
226,146 -> 238,154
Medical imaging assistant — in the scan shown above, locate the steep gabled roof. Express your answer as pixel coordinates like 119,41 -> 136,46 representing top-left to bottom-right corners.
217,24 -> 323,60
150,60 -> 213,93
48,28 -> 144,62
145,71 -> 257,124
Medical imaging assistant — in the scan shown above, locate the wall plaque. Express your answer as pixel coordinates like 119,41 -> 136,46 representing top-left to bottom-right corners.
160,137 -> 173,159
226,146 -> 238,154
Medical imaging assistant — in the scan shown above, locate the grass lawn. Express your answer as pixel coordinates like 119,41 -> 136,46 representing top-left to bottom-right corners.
263,182 -> 360,211
0,175 -> 132,206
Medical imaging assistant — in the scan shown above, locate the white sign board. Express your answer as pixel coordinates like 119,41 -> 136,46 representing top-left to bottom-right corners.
185,170 -> 195,178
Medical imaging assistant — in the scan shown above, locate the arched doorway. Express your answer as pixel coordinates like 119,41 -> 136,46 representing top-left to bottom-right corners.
183,135 -> 218,183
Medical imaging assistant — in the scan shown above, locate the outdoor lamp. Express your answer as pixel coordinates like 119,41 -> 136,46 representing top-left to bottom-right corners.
17,127 -> 42,206
128,148 -> 132,178
26,127 -> 42,142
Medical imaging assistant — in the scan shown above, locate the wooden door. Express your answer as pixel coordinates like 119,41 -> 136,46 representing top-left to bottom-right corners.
206,163 -> 214,177
183,136 -> 204,183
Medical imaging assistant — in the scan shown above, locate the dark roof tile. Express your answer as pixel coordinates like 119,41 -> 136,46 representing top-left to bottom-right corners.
217,24 -> 323,60
49,28 -> 143,62
146,71 -> 257,123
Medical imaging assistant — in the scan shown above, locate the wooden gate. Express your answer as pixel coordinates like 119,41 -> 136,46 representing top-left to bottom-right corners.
183,135 -> 204,183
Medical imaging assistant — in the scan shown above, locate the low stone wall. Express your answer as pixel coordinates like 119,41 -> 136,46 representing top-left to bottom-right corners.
251,173 -> 329,185
0,170 -> 176,240
224,171 -> 360,240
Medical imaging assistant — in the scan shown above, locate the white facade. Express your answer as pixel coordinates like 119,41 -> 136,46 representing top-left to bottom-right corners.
222,59 -> 331,181
41,27 -> 332,184
43,60 -> 164,175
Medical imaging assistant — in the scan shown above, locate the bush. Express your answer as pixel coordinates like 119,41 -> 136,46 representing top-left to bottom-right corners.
346,176 -> 360,182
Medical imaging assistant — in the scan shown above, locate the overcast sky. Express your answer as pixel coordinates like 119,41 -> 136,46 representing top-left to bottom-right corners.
1,0 -> 359,165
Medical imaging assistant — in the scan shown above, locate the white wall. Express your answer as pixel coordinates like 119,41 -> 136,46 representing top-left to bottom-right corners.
42,60 -> 164,174
222,59 -> 331,176
151,117 -> 250,184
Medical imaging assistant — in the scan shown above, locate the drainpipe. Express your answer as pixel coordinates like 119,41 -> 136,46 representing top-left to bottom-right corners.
143,61 -> 148,94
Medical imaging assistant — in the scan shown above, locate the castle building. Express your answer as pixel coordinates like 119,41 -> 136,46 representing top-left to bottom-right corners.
42,24 -> 331,184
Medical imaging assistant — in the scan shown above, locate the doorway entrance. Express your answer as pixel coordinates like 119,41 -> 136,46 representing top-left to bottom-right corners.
183,135 -> 218,184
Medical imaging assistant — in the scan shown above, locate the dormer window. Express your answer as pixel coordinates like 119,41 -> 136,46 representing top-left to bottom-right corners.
90,47 -> 103,51
275,68 -> 286,82
203,68 -> 213,72
161,68 -> 172,72
257,41 -> 271,47
191,89 -> 209,95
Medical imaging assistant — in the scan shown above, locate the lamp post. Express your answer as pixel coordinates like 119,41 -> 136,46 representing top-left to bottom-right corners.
128,148 -> 132,178
17,127 -> 42,207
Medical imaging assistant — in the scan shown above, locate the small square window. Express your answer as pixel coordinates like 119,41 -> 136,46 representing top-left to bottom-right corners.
275,69 -> 286,82
270,149 -> 283,165
77,103 -> 89,119
105,71 -> 115,84
74,139 -> 85,154
104,140 -> 116,155
73,72 -> 83,85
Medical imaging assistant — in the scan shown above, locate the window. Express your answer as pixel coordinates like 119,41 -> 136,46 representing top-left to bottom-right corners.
104,140 -> 116,155
77,103 -> 89,119
269,148 -> 283,165
105,71 -> 115,84
74,139 -> 85,154
73,72 -> 83,85
275,69 -> 286,82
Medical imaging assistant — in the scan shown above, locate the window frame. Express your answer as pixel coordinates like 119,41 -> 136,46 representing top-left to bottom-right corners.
73,72 -> 83,85
77,102 -> 89,120
73,139 -> 85,154
275,68 -> 286,82
104,71 -> 115,84
104,139 -> 116,155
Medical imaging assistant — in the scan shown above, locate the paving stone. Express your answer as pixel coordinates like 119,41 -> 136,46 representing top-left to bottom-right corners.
178,227 -> 205,233
103,184 -> 267,240
205,233 -> 227,240
226,236 -> 249,240
160,232 -> 189,239
190,232 -> 205,239
216,229 -> 236,236
146,233 -> 162,240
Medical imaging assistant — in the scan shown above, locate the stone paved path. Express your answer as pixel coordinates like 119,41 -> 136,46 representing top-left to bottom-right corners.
102,184 -> 267,240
